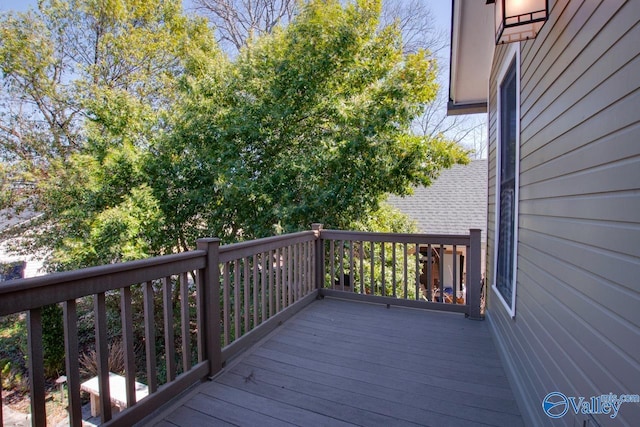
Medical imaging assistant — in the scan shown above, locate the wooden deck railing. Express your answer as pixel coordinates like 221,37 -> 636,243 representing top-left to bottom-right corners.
316,227 -> 483,319
0,226 -> 481,426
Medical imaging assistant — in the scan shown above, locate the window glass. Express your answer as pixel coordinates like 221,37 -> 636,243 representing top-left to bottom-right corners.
495,58 -> 517,308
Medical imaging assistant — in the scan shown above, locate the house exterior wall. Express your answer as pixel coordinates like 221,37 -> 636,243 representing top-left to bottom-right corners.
486,1 -> 640,426
0,239 -> 44,279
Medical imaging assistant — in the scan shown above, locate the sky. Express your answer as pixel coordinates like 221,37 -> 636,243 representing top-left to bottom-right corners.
0,0 -> 452,33
0,0 -> 454,93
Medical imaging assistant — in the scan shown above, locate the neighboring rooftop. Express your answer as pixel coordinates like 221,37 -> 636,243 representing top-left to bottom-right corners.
0,206 -> 44,278
0,205 -> 40,234
387,159 -> 487,242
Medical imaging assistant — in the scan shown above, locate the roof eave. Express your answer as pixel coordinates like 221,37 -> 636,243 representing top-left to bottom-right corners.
447,100 -> 488,116
447,0 -> 494,116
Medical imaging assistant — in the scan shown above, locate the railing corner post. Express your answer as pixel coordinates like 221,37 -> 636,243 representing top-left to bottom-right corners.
311,224 -> 325,295
467,229 -> 483,320
197,238 -> 223,377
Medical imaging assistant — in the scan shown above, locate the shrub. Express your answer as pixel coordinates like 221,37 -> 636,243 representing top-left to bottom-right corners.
79,339 -> 126,379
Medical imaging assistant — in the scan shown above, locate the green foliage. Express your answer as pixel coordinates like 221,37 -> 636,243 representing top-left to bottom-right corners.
326,203 -> 421,298
153,0 -> 468,245
1,358 -> 28,392
0,315 -> 28,384
41,304 -> 65,377
1,0 -> 219,268
354,202 -> 418,234
0,308 -> 61,390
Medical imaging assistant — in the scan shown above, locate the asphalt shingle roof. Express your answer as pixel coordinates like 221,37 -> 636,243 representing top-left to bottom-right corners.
387,159 -> 487,242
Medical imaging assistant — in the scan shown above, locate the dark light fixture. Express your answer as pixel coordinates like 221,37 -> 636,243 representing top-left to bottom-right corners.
490,0 -> 549,44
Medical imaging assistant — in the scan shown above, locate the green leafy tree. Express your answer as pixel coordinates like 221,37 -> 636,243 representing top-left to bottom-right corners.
2,0 -> 467,266
0,0 -> 219,268
152,0 -> 468,244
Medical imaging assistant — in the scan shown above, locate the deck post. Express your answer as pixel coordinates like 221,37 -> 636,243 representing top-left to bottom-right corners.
27,308 -> 46,426
197,238 -> 223,377
312,224 -> 324,294
467,229 -> 483,320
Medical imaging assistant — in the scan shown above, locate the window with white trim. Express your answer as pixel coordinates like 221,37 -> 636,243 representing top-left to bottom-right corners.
493,45 -> 519,317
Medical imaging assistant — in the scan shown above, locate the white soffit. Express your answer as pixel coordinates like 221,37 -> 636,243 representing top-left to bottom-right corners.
448,0 -> 494,115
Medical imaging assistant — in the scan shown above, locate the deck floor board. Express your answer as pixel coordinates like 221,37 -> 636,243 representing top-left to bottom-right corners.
150,298 -> 523,427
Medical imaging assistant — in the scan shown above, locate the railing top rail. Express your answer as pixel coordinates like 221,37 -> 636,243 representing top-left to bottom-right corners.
219,230 -> 317,263
319,229 -> 473,246
0,250 -> 206,316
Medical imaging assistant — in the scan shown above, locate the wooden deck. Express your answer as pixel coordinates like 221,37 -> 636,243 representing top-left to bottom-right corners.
147,297 -> 523,427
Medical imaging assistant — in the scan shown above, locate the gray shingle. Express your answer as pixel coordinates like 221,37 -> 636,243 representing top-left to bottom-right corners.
387,160 -> 487,241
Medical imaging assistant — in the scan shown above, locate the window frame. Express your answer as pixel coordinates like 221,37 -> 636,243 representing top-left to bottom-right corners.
492,43 -> 520,318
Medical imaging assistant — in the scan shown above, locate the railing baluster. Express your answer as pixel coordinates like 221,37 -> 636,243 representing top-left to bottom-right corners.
280,247 -> 284,307
282,246 -> 288,308
452,245 -> 458,305
261,252 -> 267,323
303,242 -> 307,295
304,242 -> 310,294
298,243 -> 304,297
163,276 -> 176,381
415,244 -> 420,300
290,245 -> 296,303
392,242 -> 397,297
338,241 -> 344,291
349,241 -> 354,294
275,248 -> 281,313
292,245 -> 296,302
179,272 -> 191,371
196,271 -> 203,361
439,245 -> 445,303
289,245 -> 299,305
144,282 -> 158,393
223,263 -> 230,346
381,243 -> 386,297
329,240 -> 335,290
427,245 -> 432,302
63,299 -> 82,426
303,242 -> 307,294
301,243 -> 305,297
27,308 -> 46,426
307,241 -> 313,294
234,260 -> 241,338
370,242 -> 375,295
121,286 -> 136,407
279,249 -> 284,308
244,257 -> 250,334
291,245 -> 296,304
310,240 -> 314,293
299,243 -> 303,299
403,243 -> 408,299
287,245 -> 293,306
95,292 -> 112,422
253,254 -> 259,328
359,241 -> 364,294
268,250 -> 275,317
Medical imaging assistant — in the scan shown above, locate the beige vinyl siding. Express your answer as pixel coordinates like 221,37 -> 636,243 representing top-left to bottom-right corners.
486,0 -> 640,426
